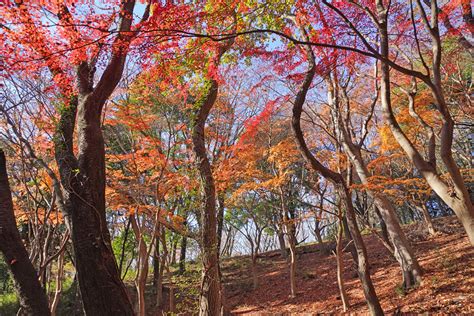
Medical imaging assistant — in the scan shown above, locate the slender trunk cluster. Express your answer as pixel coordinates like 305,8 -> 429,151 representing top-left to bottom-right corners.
280,188 -> 297,298
335,212 -> 350,311
0,150 -> 51,316
326,70 -> 422,288
374,0 -> 474,244
290,32 -> 383,314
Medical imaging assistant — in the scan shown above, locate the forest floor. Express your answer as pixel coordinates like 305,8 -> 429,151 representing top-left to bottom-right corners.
221,216 -> 473,315
1,217 -> 471,315
2,216 -> 472,315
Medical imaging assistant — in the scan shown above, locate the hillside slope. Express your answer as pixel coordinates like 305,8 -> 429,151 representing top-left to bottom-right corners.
223,216 -> 473,314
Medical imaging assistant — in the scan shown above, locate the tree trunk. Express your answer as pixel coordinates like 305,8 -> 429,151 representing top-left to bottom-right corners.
289,35 -> 382,314
314,222 -> 323,244
277,226 -> 288,259
288,236 -> 297,298
156,267 -> 164,309
130,215 -> 149,316
50,250 -> 66,316
192,40 -> 233,316
193,81 -> 223,316
340,186 -> 384,316
341,140 -> 422,289
0,150 -> 51,316
153,237 -> 160,287
156,226 -> 166,309
119,216 -> 132,279
280,188 -> 297,298
48,2 -> 141,313
375,0 -> 474,244
170,238 -> 178,266
336,216 -> 350,312
251,254 -> 258,290
57,97 -> 134,315
178,234 -> 187,275
221,226 -> 234,258
342,214 -> 358,266
374,206 -> 391,247
314,220 -> 328,255
217,194 -> 225,257
416,204 -> 436,235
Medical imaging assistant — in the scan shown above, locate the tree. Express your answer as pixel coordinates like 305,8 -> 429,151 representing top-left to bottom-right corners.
0,149 -> 50,315
1,1 -> 152,313
191,38 -> 234,315
317,0 -> 474,244
289,24 -> 383,315
227,193 -> 269,289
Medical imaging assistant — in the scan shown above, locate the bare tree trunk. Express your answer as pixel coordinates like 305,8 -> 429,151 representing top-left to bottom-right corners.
416,204 -> 436,236
314,222 -> 323,245
48,3 -> 146,314
374,197 -> 422,288
119,216 -> 132,279
342,217 -> 358,265
280,188 -> 297,298
156,266 -> 164,309
277,227 -> 288,259
251,253 -> 258,290
156,226 -> 166,309
170,238 -> 178,266
340,186 -> 383,316
336,215 -> 350,312
217,194 -> 225,257
328,58 -> 422,289
341,142 -> 422,288
130,215 -> 148,316
153,237 -> 160,286
178,234 -> 187,275
314,220 -> 328,254
374,206 -> 391,247
160,228 -> 175,314
288,236 -> 297,298
50,250 -> 66,316
221,225 -> 233,258
0,150 -> 51,316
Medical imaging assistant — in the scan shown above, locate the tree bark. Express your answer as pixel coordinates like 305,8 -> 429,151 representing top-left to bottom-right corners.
280,188 -> 297,298
192,39 -> 234,314
276,225 -> 288,259
48,2 -> 142,314
374,207 -> 391,247
217,194 -> 225,257
339,185 -> 383,316
153,237 -> 160,286
193,80 -> 224,316
336,216 -> 350,312
56,95 -> 134,315
130,214 -> 149,316
415,204 -> 436,236
0,150 -> 51,316
178,233 -> 187,275
342,216 -> 358,265
50,250 -> 66,316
